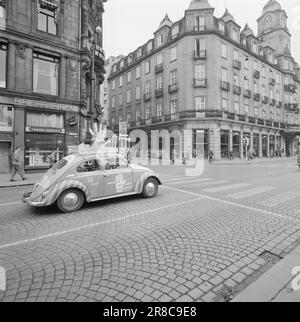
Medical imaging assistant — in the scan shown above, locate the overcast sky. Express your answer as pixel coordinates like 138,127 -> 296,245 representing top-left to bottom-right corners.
103,0 -> 300,62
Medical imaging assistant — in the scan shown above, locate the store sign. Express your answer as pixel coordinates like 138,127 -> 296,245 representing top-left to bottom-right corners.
26,126 -> 65,134
15,98 -> 79,113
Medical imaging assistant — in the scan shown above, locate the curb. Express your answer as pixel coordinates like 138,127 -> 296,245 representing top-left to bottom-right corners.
0,182 -> 35,189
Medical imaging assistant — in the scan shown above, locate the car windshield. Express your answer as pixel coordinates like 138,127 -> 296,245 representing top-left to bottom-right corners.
48,154 -> 76,175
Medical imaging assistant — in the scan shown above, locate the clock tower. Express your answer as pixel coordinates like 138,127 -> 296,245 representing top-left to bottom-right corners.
257,0 -> 291,55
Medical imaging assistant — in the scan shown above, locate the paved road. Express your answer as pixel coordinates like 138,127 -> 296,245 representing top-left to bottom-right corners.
0,159 -> 300,302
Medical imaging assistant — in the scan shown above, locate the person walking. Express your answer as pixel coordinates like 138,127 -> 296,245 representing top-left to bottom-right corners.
47,151 -> 57,168
10,147 -> 27,182
208,150 -> 214,164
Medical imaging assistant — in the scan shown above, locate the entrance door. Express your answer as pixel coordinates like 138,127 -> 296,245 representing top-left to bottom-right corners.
0,142 -> 11,173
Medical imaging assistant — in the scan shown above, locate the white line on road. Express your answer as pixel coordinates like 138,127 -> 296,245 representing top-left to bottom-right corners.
162,186 -> 300,223
0,197 -> 204,250
0,201 -> 21,207
202,183 -> 251,193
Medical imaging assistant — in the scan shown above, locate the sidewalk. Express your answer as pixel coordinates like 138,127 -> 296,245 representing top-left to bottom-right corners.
0,173 -> 44,188
233,245 -> 300,302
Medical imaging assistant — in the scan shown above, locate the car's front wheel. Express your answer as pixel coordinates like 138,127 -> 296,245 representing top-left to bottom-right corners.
57,189 -> 85,213
142,178 -> 159,198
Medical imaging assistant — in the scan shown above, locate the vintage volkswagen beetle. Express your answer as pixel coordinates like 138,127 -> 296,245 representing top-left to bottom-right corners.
23,152 -> 161,213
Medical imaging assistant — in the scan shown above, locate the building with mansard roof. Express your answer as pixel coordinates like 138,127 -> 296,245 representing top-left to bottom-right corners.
108,0 -> 300,160
0,0 -> 107,173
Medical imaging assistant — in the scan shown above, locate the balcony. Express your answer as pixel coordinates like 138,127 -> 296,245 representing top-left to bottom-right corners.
233,60 -> 242,70
269,78 -> 276,86
152,116 -> 163,124
248,117 -> 256,124
221,81 -> 230,91
155,64 -> 164,74
179,110 -> 197,119
205,110 -> 223,118
254,93 -> 261,101
168,83 -> 179,94
253,70 -> 261,79
194,78 -> 207,88
238,115 -> 246,122
244,89 -> 252,98
233,85 -> 242,95
273,122 -> 280,128
155,88 -> 164,98
262,96 -> 269,104
226,112 -> 236,120
194,25 -> 207,32
257,118 -> 265,125
194,50 -> 207,60
285,103 -> 299,112
143,93 -> 152,102
270,99 -> 276,106
284,84 -> 297,93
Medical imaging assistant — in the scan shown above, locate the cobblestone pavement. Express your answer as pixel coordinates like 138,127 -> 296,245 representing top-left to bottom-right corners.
0,159 -> 300,302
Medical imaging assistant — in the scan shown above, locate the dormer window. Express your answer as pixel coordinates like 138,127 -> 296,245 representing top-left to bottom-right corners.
172,25 -> 179,38
112,64 -> 117,73
157,34 -> 163,47
242,37 -> 247,46
137,48 -> 142,58
194,16 -> 205,31
232,29 -> 238,42
147,41 -> 153,52
120,60 -> 124,69
219,21 -> 225,33
37,0 -> 58,35
128,54 -> 133,65
252,42 -> 258,54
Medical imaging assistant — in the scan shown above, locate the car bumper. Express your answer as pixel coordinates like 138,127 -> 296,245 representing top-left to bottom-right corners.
22,192 -> 46,207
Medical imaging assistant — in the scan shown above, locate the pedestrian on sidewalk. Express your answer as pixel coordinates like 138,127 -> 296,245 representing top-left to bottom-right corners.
10,147 -> 27,182
208,150 -> 214,164
47,151 -> 57,168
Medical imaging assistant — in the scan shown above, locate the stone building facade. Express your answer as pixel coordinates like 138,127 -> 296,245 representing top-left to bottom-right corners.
108,0 -> 300,160
0,0 -> 106,173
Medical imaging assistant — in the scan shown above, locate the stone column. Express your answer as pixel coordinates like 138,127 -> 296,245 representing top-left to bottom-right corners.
229,128 -> 233,153
209,126 -> 221,160
240,130 -> 244,159
267,132 -> 270,158
25,46 -> 33,94
250,130 -> 254,152
7,42 -> 16,91
259,132 -> 262,158
60,55 -> 67,100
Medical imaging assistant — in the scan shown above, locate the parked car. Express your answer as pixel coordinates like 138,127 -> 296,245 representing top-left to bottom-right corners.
23,152 -> 161,213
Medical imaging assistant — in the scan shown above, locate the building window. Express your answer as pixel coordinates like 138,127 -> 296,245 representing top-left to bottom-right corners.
244,99 -> 250,115
194,16 -> 205,31
127,71 -> 131,83
119,93 -> 123,106
137,48 -> 142,58
254,106 -> 259,116
234,99 -> 240,113
111,116 -> 115,124
195,38 -> 206,55
119,75 -> 123,87
26,111 -> 63,128
276,73 -> 280,85
145,106 -> 151,120
170,70 -> 177,85
233,72 -> 239,86
127,113 -> 131,122
244,78 -> 249,90
136,86 -> 141,100
145,80 -> 151,94
0,43 -> 7,88
219,21 -> 225,32
233,50 -> 239,61
157,34 -> 163,47
262,65 -> 266,78
0,3 -> 6,30
112,80 -> 116,91
195,65 -> 206,80
262,84 -> 266,96
136,110 -> 141,121
145,61 -> 150,74
222,92 -> 228,110
221,68 -> 228,82
263,110 -> 267,119
221,43 -> 228,59
119,115 -> 123,123
126,89 -> 131,103
195,96 -> 206,110
33,52 -> 59,96
156,74 -> 163,90
254,81 -> 258,93
244,56 -> 249,69
120,60 -> 124,69
156,102 -> 162,118
136,65 -> 141,79
170,99 -> 178,114
172,25 -> 179,38
0,105 -> 13,131
111,96 -> 116,108
170,46 -> 177,62
37,4 -> 58,35
252,42 -> 258,54
128,54 -> 133,65
157,53 -> 163,66
147,41 -> 153,52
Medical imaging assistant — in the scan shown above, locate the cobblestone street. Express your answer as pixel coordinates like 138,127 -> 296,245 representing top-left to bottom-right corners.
1,159 -> 300,302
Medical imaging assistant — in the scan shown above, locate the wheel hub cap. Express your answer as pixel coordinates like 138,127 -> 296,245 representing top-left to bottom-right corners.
146,182 -> 155,194
63,193 -> 78,207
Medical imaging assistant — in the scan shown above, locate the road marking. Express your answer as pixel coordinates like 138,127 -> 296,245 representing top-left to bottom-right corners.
181,180 -> 229,188
0,201 -> 21,207
0,197 -> 204,250
202,183 -> 251,193
162,186 -> 299,223
228,186 -> 275,200
164,178 -> 213,185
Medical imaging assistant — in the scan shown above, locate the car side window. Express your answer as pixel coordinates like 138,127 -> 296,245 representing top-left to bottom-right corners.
103,157 -> 128,171
76,159 -> 101,173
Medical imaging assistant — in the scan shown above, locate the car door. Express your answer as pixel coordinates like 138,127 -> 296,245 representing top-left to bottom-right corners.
103,156 -> 134,197
75,159 -> 104,200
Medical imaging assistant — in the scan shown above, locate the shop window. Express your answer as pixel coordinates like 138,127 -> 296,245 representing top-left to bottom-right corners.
0,43 -> 7,88
33,52 -> 59,96
0,105 -> 13,131
37,0 -> 58,35
26,112 -> 63,128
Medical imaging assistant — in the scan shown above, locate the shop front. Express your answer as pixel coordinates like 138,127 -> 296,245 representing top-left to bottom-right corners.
262,135 -> 268,157
269,135 -> 275,157
253,133 -> 259,158
221,130 -> 229,158
0,104 -> 13,173
232,131 -> 240,159
25,111 -> 65,169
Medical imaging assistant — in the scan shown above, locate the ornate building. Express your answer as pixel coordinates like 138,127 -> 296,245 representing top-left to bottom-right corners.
108,0 -> 300,160
0,0 -> 106,173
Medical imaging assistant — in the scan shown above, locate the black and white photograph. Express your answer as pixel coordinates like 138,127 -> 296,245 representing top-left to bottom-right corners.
1,0 -> 300,308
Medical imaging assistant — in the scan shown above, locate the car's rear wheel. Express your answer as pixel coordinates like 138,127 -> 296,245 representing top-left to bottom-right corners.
57,189 -> 85,213
142,178 -> 159,198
